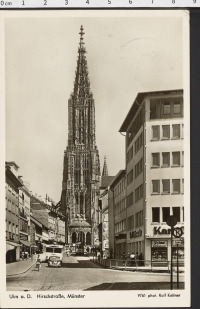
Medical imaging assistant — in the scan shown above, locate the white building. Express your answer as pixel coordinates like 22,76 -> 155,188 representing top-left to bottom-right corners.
119,89 -> 184,265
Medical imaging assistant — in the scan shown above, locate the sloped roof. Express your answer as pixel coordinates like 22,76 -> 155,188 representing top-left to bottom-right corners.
100,176 -> 115,189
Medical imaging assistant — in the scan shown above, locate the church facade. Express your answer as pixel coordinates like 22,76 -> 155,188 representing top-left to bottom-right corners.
60,26 -> 101,248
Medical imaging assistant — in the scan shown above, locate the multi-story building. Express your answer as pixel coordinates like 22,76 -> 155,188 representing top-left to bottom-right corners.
119,89 -> 184,264
18,181 -> 31,256
60,26 -> 100,248
30,195 -> 66,245
5,162 -> 22,262
98,157 -> 114,256
109,170 -> 126,259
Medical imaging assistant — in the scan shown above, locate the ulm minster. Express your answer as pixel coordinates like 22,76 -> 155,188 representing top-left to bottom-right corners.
6,25 -> 184,291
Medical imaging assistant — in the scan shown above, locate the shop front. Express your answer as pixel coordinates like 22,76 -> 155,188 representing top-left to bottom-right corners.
151,240 -> 168,264
145,224 -> 184,266
6,241 -> 21,263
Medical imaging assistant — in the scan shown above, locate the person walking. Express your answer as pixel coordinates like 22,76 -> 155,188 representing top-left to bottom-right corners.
135,252 -> 139,267
130,252 -> 135,266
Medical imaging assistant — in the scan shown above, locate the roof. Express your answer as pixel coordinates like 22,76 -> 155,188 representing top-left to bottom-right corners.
109,170 -> 126,189
119,89 -> 183,132
30,215 -> 43,228
100,176 -> 115,189
69,219 -> 91,228
6,167 -> 23,188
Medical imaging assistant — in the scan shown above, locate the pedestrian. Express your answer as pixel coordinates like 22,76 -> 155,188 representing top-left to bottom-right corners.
121,252 -> 126,266
139,253 -> 143,266
135,252 -> 138,267
130,252 -> 135,266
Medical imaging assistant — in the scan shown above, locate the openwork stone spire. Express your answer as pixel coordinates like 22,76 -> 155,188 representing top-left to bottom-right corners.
102,156 -> 109,176
60,26 -> 100,247
73,25 -> 90,98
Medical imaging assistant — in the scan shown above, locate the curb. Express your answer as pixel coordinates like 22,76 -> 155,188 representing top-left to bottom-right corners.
91,261 -> 184,275
6,261 -> 36,277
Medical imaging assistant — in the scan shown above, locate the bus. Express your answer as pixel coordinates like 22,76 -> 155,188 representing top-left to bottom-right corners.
43,244 -> 64,262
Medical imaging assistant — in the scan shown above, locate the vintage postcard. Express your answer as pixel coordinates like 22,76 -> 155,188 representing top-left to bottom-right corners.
0,9 -> 190,308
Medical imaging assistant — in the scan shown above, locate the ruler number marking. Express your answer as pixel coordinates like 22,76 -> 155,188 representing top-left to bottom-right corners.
65,0 -> 68,5
86,0 -> 89,4
129,0 -> 132,4
193,0 -> 196,3
44,0 -> 47,5
22,0 -> 25,5
108,0 -> 111,4
172,0 -> 175,4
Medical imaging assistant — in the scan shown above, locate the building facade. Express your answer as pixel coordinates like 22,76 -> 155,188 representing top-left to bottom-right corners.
30,195 -> 66,245
60,26 -> 100,248
5,162 -> 22,262
109,170 -> 127,259
119,89 -> 184,264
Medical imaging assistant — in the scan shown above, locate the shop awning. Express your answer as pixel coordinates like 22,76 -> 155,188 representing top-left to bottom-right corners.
6,240 -> 21,247
20,240 -> 35,247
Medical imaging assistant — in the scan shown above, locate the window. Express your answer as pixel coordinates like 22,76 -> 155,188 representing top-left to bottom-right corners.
152,180 -> 160,194
152,126 -> 160,140
127,215 -> 134,230
127,169 -> 133,186
172,152 -> 180,166
135,132 -> 143,154
152,208 -> 160,222
172,124 -> 180,139
182,207 -> 184,222
152,153 -> 160,167
127,146 -> 133,163
172,179 -> 180,194
162,152 -> 170,167
173,207 -> 180,222
136,210 -> 143,227
182,151 -> 184,166
173,102 -> 181,114
182,179 -> 184,194
162,125 -> 170,139
135,184 -> 143,202
163,102 -> 170,115
162,207 -> 170,222
162,179 -> 170,194
127,192 -> 133,207
135,158 -> 143,178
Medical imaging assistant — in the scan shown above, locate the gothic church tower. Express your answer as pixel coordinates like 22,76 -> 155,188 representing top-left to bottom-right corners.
60,26 -> 100,247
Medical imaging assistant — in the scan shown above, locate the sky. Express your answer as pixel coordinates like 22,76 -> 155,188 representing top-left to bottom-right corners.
5,10 -> 185,202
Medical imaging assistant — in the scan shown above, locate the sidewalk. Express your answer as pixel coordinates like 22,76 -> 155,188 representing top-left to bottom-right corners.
91,258 -> 185,274
6,255 -> 37,276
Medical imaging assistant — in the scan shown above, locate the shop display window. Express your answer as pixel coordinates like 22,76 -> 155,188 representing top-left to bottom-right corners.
151,247 -> 168,262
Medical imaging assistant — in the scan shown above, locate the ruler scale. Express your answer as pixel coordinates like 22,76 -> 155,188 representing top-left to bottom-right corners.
0,0 -> 199,9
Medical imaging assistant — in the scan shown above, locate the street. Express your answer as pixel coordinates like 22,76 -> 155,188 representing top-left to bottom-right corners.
7,253 -> 184,291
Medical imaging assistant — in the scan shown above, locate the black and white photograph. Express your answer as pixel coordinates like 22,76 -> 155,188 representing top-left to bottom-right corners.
0,9 -> 190,308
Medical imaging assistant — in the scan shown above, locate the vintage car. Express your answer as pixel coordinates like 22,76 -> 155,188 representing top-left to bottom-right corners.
48,256 -> 62,267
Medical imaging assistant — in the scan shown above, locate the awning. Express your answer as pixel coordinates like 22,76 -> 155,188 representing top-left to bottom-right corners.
6,240 -> 21,247
20,240 -> 35,247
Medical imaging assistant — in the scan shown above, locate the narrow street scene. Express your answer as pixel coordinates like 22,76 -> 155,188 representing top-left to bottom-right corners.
3,10 -> 190,309
7,252 -> 184,291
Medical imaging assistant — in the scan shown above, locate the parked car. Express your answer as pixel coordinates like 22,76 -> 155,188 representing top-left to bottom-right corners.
48,256 -> 62,268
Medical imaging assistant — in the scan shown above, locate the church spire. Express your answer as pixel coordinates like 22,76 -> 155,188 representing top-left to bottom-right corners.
73,25 -> 90,98
102,156 -> 108,176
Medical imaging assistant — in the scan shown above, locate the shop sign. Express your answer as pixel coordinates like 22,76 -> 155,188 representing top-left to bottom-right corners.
154,226 -> 184,235
172,238 -> 184,247
152,240 -> 168,247
130,229 -> 142,239
20,233 -> 28,241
